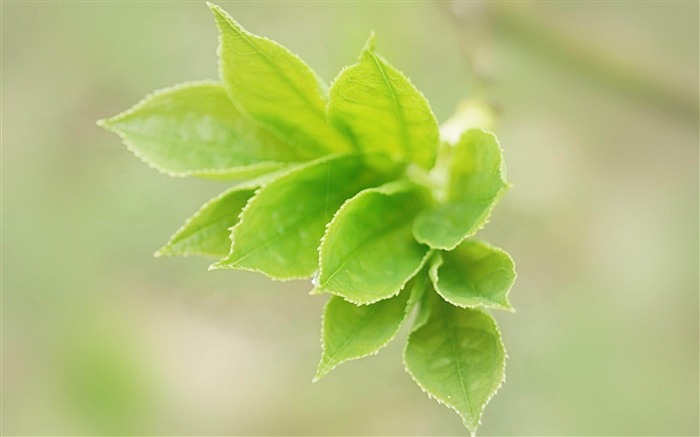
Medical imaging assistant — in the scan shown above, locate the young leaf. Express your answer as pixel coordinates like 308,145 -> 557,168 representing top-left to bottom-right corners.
314,182 -> 432,304
315,288 -> 410,381
413,129 -> 509,250
155,186 -> 255,258
98,81 -> 299,179
212,155 -> 388,280
410,273 -> 434,333
100,5 -> 516,432
209,4 -> 353,156
430,240 -> 515,311
315,272 -> 428,381
404,291 -> 506,435
328,35 -> 439,169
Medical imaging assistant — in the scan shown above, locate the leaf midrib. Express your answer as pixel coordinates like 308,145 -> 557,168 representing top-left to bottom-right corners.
322,303 -> 381,370
117,128 -> 293,164
320,209 -> 418,288
227,23 -> 327,123
368,52 -> 410,156
174,211 -> 241,246
230,189 -> 355,265
442,306 -> 474,422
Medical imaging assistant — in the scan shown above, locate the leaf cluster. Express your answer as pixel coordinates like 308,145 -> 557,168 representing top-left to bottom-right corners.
98,4 -> 516,434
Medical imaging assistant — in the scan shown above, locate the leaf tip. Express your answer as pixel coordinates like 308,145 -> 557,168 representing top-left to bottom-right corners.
207,2 -> 232,26
95,118 -> 110,130
313,356 -> 335,382
311,368 -> 329,383
96,115 -> 124,132
312,368 -> 327,383
153,248 -> 167,258
208,261 -> 226,271
207,2 -> 244,33
153,243 -> 177,258
309,287 -> 324,296
362,31 -> 377,54
206,1 -> 223,14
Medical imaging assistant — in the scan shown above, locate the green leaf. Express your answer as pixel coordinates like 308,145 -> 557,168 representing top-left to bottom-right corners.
210,4 -> 352,156
314,272 -> 428,380
404,291 -> 506,434
413,129 -> 509,250
98,81 -> 301,179
430,241 -> 515,311
314,181 -> 432,304
315,286 -> 411,381
212,154 -> 388,280
155,186 -> 254,258
328,35 -> 439,169
410,272 -> 434,332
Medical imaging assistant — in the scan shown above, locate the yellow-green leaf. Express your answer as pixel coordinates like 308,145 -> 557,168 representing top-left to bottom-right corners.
430,240 -> 515,311
98,81 -> 299,179
413,129 -> 509,250
315,289 -> 408,381
314,181 -> 432,304
212,154 -> 388,280
328,36 -> 439,169
210,4 -> 352,156
404,291 -> 506,435
155,186 -> 254,258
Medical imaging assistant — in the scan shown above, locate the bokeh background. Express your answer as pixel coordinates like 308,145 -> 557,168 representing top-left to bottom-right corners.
3,1 -> 698,435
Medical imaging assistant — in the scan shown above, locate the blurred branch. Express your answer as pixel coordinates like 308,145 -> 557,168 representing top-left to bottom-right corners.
439,1 -> 499,99
443,1 -> 699,125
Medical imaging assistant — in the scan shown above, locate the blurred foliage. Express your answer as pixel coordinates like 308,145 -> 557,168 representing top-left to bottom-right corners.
2,1 -> 698,435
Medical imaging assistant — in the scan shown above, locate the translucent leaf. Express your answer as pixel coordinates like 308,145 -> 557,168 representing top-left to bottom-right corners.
315,181 -> 432,304
210,4 -> 352,156
328,35 -> 439,169
430,240 -> 515,311
212,155 -> 388,280
155,186 -> 254,258
413,129 -> 509,250
98,81 -> 299,179
404,291 -> 506,435
315,273 -> 428,380
315,288 -> 409,381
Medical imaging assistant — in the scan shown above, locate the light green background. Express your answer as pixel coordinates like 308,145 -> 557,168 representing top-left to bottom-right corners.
3,1 -> 698,435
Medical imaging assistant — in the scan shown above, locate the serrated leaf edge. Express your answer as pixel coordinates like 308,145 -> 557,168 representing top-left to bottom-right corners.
414,128 -> 510,251
314,271 -> 429,381
402,306 -> 508,436
209,153 -> 355,281
97,80 -> 293,180
327,35 -> 440,170
208,3 -> 354,156
313,297 -> 399,382
429,243 -> 516,313
208,2 -> 329,98
154,185 -> 255,258
313,180 -> 432,305
362,44 -> 440,170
